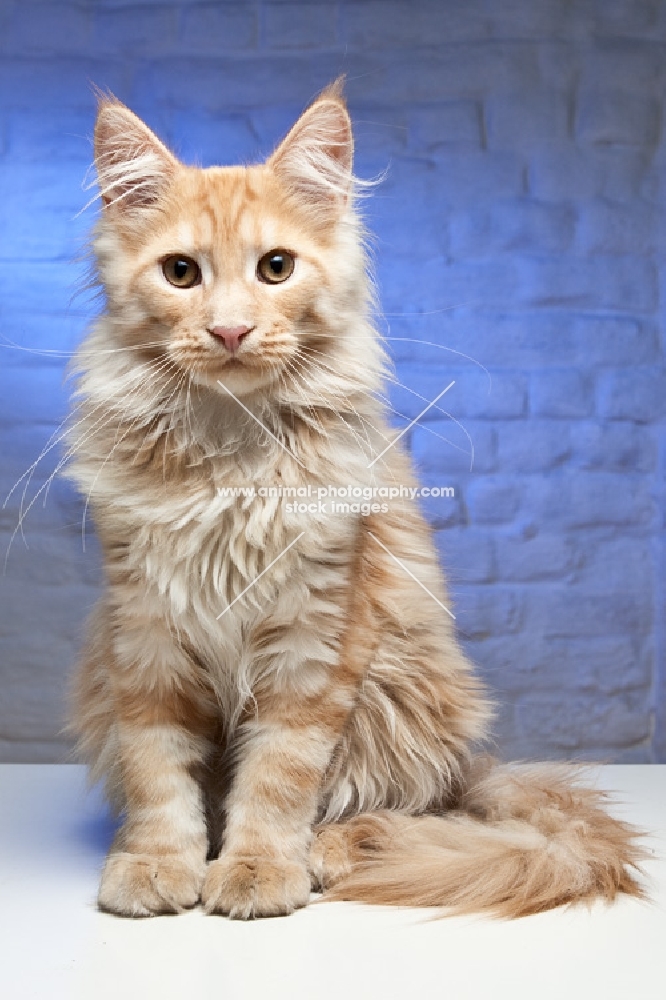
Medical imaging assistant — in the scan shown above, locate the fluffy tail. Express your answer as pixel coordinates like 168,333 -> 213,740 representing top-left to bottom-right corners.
316,759 -> 649,917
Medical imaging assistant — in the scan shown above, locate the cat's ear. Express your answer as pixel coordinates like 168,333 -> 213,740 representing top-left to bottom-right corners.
267,81 -> 353,220
94,99 -> 178,214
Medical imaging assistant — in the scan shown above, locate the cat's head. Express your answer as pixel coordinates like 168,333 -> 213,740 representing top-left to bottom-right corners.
92,82 -> 379,400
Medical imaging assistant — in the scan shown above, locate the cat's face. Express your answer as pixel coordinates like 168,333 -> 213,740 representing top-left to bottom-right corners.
93,87 -> 366,397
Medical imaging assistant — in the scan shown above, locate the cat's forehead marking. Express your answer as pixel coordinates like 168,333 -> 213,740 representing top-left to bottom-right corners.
200,171 -> 281,251
170,167 -> 300,261
210,167 -> 249,208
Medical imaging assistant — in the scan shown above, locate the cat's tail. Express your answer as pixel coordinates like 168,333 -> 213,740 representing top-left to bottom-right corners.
315,758 -> 649,917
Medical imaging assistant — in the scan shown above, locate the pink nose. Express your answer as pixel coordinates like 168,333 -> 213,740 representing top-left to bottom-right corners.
209,325 -> 252,353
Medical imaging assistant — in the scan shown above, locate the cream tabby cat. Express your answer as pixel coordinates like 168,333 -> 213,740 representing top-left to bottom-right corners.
67,82 -> 644,919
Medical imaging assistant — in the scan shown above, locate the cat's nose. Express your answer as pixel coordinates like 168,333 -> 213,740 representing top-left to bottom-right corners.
209,325 -> 252,353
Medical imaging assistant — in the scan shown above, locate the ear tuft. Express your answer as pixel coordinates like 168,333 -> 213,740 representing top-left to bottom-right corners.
94,99 -> 177,214
317,75 -> 347,104
268,83 -> 354,220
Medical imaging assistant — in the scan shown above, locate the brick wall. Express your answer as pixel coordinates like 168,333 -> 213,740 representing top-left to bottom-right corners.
0,0 -> 664,763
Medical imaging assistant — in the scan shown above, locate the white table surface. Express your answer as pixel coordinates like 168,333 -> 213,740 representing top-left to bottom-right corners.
0,764 -> 664,1000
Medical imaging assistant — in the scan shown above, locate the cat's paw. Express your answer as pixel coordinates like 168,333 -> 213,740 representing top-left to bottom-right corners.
98,852 -> 205,917
309,825 -> 354,891
202,854 -> 311,919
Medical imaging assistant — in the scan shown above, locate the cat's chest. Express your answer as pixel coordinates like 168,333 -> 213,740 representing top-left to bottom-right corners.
132,457 -> 294,551
123,451 -> 349,618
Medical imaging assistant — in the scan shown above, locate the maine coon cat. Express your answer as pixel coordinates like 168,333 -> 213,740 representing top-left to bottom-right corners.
66,82 -> 644,919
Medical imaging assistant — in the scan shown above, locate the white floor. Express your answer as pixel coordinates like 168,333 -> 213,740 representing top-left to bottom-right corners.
0,764 -> 664,1000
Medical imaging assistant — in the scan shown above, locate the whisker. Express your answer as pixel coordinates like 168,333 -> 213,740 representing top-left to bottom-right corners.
0,333 -> 172,360
284,362 -> 371,461
38,362 -> 175,532
292,346 -> 384,426
381,379 -> 474,470
295,344 -> 472,464
80,367 -> 183,548
4,355 -> 178,566
42,354 -> 178,510
184,372 -> 195,446
6,354 -> 173,536
380,302 -> 477,318
288,352 -> 377,460
299,326 -> 491,392
383,336 -> 492,389
282,358 -> 331,437
160,370 -> 189,486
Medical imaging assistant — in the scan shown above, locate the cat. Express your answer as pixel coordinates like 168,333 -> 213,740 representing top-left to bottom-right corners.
65,81 -> 645,919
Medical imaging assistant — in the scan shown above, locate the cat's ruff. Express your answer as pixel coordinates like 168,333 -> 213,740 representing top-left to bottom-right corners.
66,83 -> 646,920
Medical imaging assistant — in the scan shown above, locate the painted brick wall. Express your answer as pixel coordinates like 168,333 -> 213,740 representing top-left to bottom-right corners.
0,0 -> 664,763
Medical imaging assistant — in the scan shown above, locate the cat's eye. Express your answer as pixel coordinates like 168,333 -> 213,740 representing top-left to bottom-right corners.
162,255 -> 201,289
257,249 -> 295,285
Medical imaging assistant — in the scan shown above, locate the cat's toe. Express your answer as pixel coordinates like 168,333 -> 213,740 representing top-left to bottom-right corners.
309,824 -> 354,890
98,852 -> 205,917
202,855 -> 311,919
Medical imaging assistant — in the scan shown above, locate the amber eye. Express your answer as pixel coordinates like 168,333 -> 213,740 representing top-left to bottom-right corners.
162,255 -> 201,289
257,249 -> 295,285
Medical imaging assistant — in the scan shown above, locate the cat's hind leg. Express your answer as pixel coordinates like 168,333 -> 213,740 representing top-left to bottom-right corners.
309,822 -> 356,890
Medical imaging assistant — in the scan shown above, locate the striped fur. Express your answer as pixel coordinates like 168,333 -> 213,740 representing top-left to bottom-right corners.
67,86 -> 646,920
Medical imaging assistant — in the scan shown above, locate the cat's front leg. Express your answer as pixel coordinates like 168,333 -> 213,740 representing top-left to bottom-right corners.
202,676 -> 355,919
98,719 -> 210,916
96,616 -> 213,917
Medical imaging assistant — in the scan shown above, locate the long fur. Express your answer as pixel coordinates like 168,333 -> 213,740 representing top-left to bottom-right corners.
316,759 -> 647,916
65,86 -> 647,920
